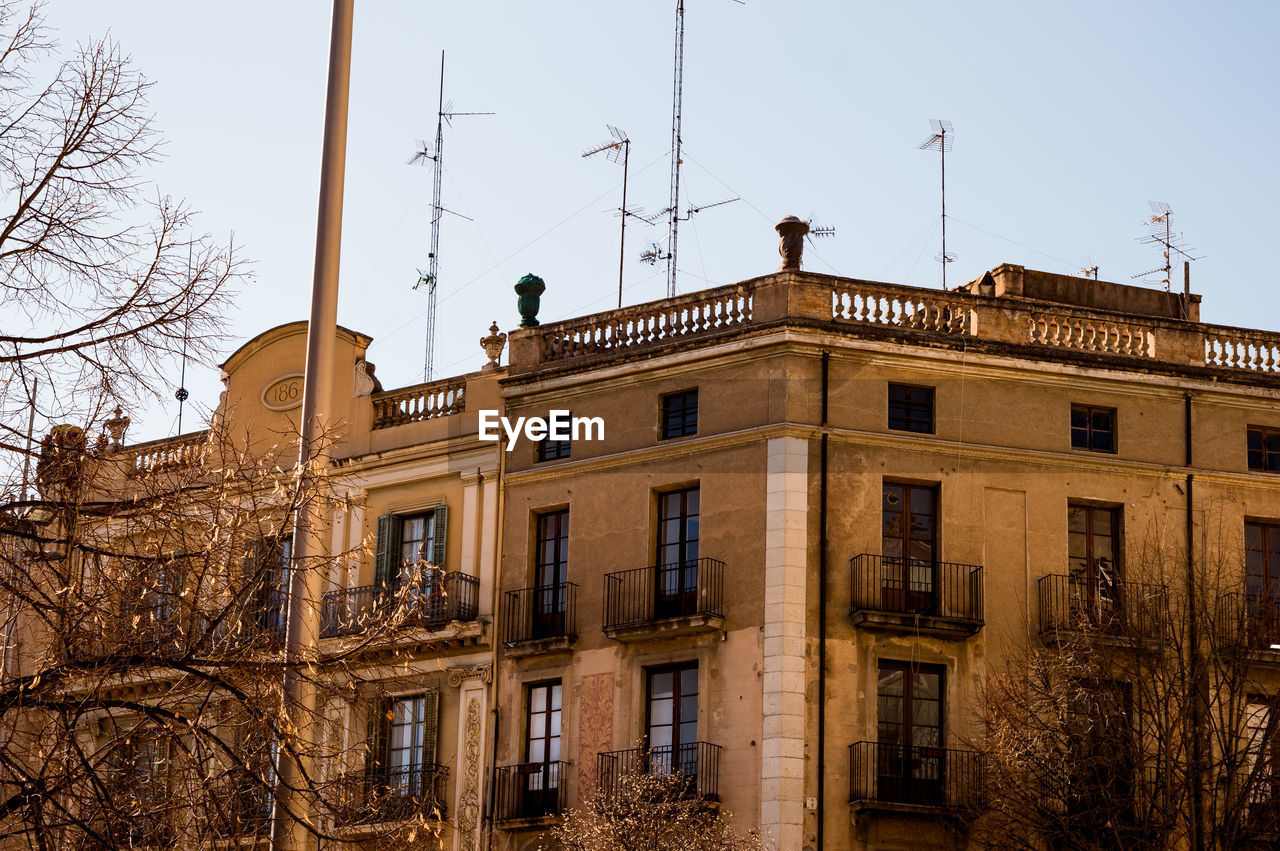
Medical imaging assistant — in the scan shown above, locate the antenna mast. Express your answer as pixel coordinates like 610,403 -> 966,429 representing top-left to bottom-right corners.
666,0 -> 686,298
584,126 -> 646,308
919,119 -> 955,289
1133,201 -> 1198,291
410,51 -> 492,383
176,245 -> 192,433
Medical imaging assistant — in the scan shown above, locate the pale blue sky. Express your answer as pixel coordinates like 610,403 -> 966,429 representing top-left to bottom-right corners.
43,2 -> 1280,441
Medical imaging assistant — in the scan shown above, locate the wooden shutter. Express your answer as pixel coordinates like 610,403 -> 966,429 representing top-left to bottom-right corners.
423,690 -> 439,765
374,514 -> 402,587
431,506 -> 448,568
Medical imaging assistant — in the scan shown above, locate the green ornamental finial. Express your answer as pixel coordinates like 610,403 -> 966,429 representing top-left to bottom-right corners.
515,273 -> 546,327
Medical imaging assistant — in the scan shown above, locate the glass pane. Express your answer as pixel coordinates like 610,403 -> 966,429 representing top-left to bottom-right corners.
680,695 -> 698,724
680,667 -> 698,696
1071,408 -> 1088,430
529,740 -> 544,763
650,699 -> 673,726
878,668 -> 903,697
913,672 -> 940,701
1094,509 -> 1112,537
531,687 -> 546,714
550,711 -> 561,738
650,726 -> 672,749
651,672 -> 673,699
550,684 -> 562,709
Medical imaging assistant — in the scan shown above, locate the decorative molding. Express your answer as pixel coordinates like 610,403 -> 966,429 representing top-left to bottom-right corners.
447,663 -> 493,688
345,486 -> 368,508
577,672 -> 614,795
261,373 -> 304,411
457,697 -> 483,846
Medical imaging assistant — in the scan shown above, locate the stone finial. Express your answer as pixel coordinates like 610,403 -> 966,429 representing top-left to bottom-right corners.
354,359 -> 382,397
775,215 -> 811,271
104,406 -> 130,449
515,274 -> 546,327
480,321 -> 507,371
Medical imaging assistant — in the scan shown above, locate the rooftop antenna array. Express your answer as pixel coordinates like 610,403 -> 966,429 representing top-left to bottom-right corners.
175,244 -> 192,434
657,0 -> 743,298
1132,201 -> 1198,292
919,119 -> 955,289
640,196 -> 739,267
1079,255 -> 1099,280
409,51 -> 492,383
584,126 -> 652,309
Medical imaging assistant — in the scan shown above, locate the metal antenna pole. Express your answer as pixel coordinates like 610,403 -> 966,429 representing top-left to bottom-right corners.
176,245 -> 191,434
425,51 -> 445,383
919,119 -> 955,290
271,1 -> 353,848
667,0 -> 685,298
409,53 -> 491,383
619,138 -> 630,308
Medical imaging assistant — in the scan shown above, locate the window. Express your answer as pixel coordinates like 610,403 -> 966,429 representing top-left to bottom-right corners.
534,511 -> 569,637
244,537 -> 290,638
1071,404 -> 1116,453
661,389 -> 698,439
1248,427 -> 1280,473
647,663 -> 699,779
374,507 -> 448,588
371,693 -> 439,797
1246,522 -> 1280,604
1065,681 -> 1136,827
1068,504 -> 1122,622
1245,699 -> 1280,808
537,432 -> 572,462
881,483 -> 937,614
877,661 -> 944,805
888,384 -> 935,433
519,682 -> 563,816
656,488 -> 700,618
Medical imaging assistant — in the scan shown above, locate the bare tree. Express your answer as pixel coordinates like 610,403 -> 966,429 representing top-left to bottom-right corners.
0,0 -> 242,491
976,511 -> 1280,850
538,761 -> 762,851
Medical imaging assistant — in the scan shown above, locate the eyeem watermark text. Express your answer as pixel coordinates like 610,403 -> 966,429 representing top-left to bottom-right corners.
478,410 -> 604,450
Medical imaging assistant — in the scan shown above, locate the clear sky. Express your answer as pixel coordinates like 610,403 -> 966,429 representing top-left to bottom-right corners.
42,1 -> 1280,442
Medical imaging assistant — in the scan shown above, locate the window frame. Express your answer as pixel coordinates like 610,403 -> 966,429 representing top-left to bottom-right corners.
645,661 -> 699,755
1248,426 -> 1280,473
537,411 -> 572,462
887,383 -> 935,434
1070,404 -> 1117,454
660,389 -> 699,440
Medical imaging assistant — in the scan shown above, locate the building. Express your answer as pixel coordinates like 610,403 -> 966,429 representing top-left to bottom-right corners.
13,222 -> 1280,849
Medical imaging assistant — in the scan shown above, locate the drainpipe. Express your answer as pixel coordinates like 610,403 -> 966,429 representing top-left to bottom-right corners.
1185,392 -> 1204,851
484,426 -> 508,849
817,351 -> 829,850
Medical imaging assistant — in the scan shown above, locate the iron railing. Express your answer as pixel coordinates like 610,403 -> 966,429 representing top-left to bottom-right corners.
332,764 -> 449,825
503,583 -> 578,645
1037,574 -> 1166,640
849,554 -> 983,621
848,742 -> 984,811
493,761 -> 569,821
1217,593 -> 1280,652
321,570 -> 479,638
207,772 -> 272,838
596,742 -> 721,801
246,586 -> 287,641
602,559 -> 724,630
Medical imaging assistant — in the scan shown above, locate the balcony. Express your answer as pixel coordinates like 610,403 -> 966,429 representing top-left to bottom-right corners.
494,761 -> 569,825
206,773 -> 271,839
1037,574 -> 1167,645
320,569 -> 479,639
332,764 -> 449,827
602,559 -> 725,642
848,742 -> 984,815
503,584 -> 578,657
848,555 -> 983,638
1217,593 -> 1280,662
597,742 -> 721,802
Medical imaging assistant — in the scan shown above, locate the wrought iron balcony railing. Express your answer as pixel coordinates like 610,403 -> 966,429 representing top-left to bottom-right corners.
332,764 -> 449,826
596,742 -> 721,801
503,583 -> 578,646
1217,593 -> 1280,654
848,741 -> 984,811
1037,573 -> 1167,641
320,570 -> 479,638
849,554 -> 983,635
602,559 -> 724,632
494,761 -> 569,821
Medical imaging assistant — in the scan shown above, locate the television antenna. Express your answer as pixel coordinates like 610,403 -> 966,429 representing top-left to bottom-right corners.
1132,201 -> 1198,291
409,51 -> 493,382
919,119 -> 955,289
584,126 -> 652,308
639,196 -> 739,267
660,0 -> 744,298
1079,255 -> 1099,280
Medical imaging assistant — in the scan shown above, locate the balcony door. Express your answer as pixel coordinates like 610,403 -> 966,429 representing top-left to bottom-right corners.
523,682 -> 562,817
534,511 -> 569,637
881,483 -> 937,614
1068,504 -> 1121,625
376,692 -> 438,802
656,488 -> 699,619
877,661 -> 944,805
648,663 -> 699,787
1246,522 -> 1280,638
